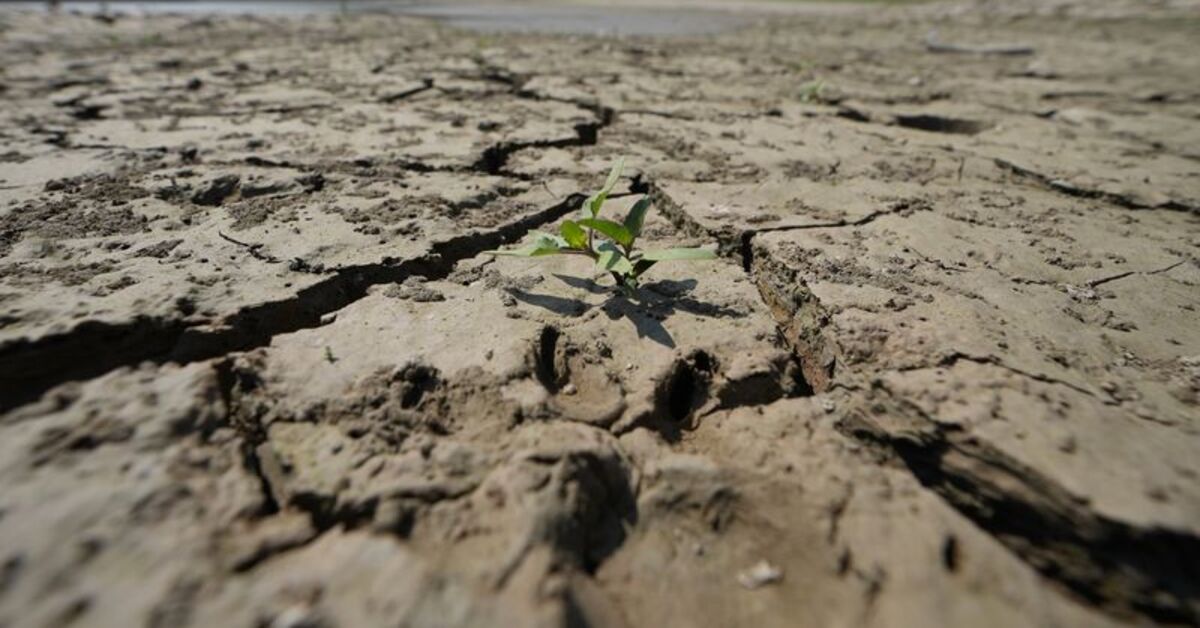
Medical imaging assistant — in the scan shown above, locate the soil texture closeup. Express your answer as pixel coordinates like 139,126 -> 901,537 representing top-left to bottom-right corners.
0,1 -> 1198,626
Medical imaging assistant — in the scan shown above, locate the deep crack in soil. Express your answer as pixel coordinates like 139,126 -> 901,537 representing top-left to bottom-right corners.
0,193 -> 587,412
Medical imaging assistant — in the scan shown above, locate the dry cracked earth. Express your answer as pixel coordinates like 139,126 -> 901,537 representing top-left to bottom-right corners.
1,1 -> 1199,626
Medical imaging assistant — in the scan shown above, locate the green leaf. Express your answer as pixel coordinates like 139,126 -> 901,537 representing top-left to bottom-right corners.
529,230 -> 568,248
595,241 -> 634,275
600,157 -> 625,197
799,79 -> 825,103
578,218 -> 633,248
586,157 -> 625,217
529,246 -> 567,257
623,197 -> 652,240
559,220 -> 587,249
584,193 -> 601,219
640,247 -> 718,261
484,230 -> 569,257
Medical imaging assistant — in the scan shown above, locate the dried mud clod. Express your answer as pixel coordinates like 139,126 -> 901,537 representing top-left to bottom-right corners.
749,244 -> 838,393
530,325 -> 628,428
841,387 -> 1200,624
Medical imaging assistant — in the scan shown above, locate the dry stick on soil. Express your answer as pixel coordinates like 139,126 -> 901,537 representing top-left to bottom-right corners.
218,231 -> 280,263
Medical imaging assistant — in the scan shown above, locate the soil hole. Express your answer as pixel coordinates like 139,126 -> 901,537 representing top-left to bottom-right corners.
534,326 -> 564,394
942,535 -> 960,572
666,351 -> 714,423
788,357 -> 815,397
894,114 -> 990,135
395,363 -> 439,409
291,492 -> 378,534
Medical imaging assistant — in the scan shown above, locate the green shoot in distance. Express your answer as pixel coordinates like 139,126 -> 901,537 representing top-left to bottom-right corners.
486,158 -> 717,293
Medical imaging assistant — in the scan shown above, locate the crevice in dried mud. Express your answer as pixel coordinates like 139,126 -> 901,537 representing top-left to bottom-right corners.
840,390 -> 1200,625
378,77 -> 435,103
452,62 -> 617,178
748,252 -> 837,394
1086,258 -> 1188,288
893,113 -> 991,136
646,180 -> 878,394
215,358 -> 278,520
648,180 -> 927,272
0,194 -> 586,414
210,358 -> 347,572
515,89 -> 616,129
475,119 -> 601,175
996,158 -> 1197,214
731,220 -> 1199,623
474,106 -> 614,176
922,352 -> 1099,400
0,316 -> 188,413
540,178 -> 823,431
738,228 -> 1198,622
225,487 -> 378,574
214,358 -> 406,571
836,104 -> 990,136
289,492 -> 380,538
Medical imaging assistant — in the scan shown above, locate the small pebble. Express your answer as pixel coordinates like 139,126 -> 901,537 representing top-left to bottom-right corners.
736,560 -> 783,590
562,383 -> 577,395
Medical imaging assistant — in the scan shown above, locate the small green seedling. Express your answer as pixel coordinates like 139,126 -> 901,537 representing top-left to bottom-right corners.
798,79 -> 825,103
486,158 -> 717,293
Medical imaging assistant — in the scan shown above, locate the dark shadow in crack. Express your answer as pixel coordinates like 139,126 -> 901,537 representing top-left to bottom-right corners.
513,274 -> 747,349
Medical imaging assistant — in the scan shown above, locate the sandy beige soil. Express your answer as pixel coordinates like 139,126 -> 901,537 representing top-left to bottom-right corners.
0,1 -> 1198,626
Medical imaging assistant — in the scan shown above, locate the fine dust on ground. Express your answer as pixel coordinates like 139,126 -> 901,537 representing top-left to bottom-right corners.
0,0 -> 1198,626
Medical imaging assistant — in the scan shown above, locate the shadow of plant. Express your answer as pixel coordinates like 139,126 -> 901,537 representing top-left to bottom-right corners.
507,275 -> 747,348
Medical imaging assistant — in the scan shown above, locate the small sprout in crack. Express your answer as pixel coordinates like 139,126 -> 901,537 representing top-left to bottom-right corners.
485,158 -> 717,294
324,346 -> 338,364
798,79 -> 825,103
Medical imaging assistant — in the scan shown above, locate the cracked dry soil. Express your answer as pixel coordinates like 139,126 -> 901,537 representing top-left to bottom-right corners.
1,1 -> 1198,626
